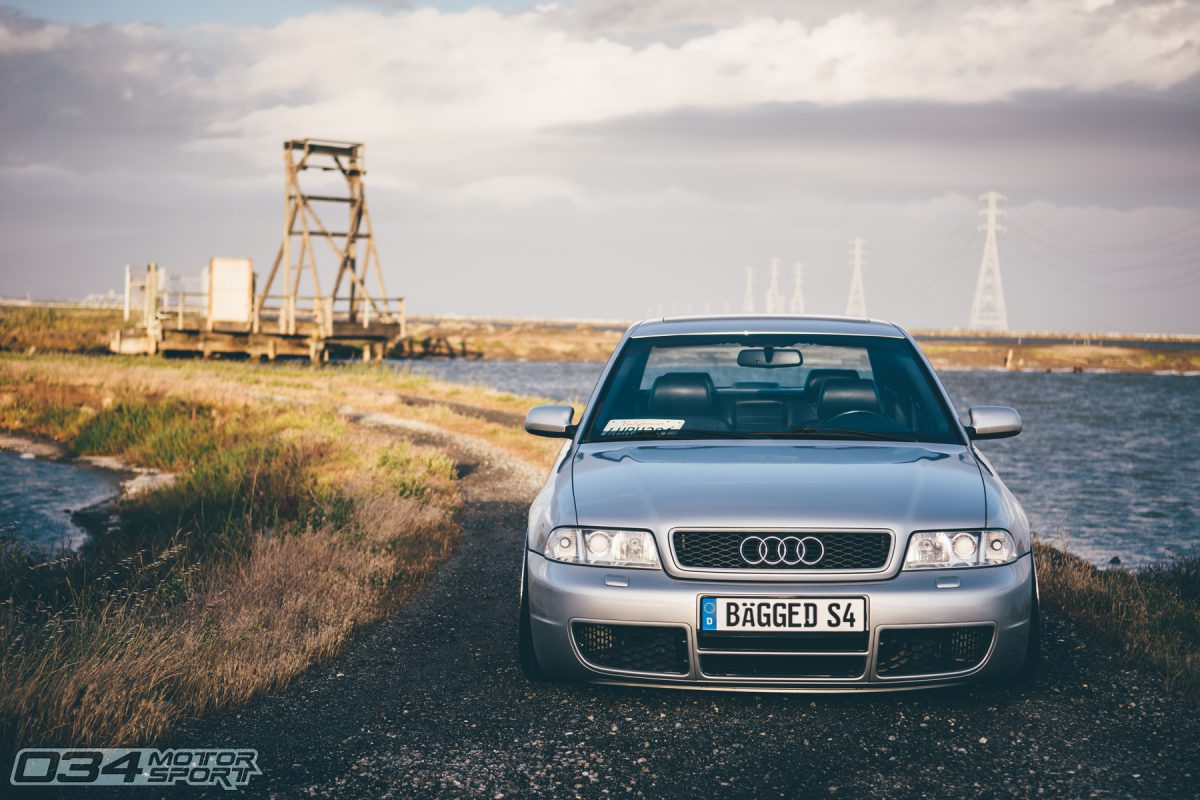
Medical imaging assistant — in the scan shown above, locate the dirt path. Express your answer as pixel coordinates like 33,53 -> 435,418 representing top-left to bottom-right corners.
151,419 -> 1200,799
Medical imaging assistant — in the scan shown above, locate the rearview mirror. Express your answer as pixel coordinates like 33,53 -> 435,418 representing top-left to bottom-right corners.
966,406 -> 1022,440
737,348 -> 803,368
525,405 -> 577,438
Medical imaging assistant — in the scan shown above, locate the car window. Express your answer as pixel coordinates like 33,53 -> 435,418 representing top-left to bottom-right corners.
584,333 -> 961,445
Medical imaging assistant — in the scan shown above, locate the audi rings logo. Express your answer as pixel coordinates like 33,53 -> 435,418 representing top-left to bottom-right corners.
738,535 -> 826,566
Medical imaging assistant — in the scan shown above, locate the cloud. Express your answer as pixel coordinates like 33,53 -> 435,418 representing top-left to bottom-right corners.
0,11 -> 66,54
190,1 -> 1200,165
454,174 -> 592,208
552,85 -> 1200,207
0,1 -> 1197,331
8,2 -> 1199,171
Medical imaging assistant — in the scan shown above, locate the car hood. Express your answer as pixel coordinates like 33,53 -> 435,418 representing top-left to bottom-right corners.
571,441 -> 985,533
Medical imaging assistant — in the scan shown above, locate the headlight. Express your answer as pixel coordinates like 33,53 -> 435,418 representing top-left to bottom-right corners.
543,528 -> 660,569
903,530 -> 1018,569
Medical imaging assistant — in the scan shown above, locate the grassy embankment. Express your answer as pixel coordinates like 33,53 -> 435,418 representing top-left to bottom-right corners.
0,356 -> 464,751
1035,545 -> 1200,701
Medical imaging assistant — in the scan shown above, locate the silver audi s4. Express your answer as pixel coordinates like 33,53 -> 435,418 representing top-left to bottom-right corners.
518,316 -> 1039,691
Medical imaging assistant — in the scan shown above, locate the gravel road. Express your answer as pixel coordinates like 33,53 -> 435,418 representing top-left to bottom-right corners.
84,421 -> 1200,798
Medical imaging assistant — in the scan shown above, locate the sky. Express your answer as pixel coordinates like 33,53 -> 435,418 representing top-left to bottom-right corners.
0,0 -> 1198,332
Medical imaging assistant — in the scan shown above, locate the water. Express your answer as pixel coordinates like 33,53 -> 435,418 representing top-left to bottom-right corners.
396,359 -> 1200,568
0,450 -> 124,554
401,359 -> 606,405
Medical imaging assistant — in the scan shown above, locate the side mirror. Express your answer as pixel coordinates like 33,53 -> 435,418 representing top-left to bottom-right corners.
525,405 -> 577,439
966,405 -> 1022,440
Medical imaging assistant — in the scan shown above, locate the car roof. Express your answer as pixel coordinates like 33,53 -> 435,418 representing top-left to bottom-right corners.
629,315 -> 906,339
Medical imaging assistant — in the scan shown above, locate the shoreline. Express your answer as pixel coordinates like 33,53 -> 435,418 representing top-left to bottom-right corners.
0,428 -> 175,499
0,429 -> 176,550
1,304 -> 1198,373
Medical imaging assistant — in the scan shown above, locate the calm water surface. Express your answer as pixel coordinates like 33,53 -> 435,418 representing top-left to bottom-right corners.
0,450 -> 123,553
398,359 -> 1200,568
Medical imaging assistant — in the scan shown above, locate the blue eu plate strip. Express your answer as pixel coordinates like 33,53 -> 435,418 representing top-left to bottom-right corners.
701,597 -> 717,631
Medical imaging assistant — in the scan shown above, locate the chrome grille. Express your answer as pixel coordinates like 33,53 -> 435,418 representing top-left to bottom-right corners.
672,530 -> 892,571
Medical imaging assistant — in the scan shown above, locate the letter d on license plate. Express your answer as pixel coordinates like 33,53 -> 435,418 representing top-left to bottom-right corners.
700,597 -> 866,632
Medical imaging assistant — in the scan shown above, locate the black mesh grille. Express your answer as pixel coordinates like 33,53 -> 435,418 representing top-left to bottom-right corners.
572,623 -> 689,675
876,625 -> 994,677
699,654 -> 866,679
672,531 -> 892,571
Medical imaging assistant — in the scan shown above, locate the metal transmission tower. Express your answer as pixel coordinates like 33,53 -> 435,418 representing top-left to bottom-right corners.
968,191 -> 1009,331
764,257 -> 783,313
845,238 -> 867,317
789,262 -> 805,314
742,266 -> 755,313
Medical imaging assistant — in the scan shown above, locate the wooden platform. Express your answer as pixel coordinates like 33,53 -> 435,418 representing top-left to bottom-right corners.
112,320 -> 403,362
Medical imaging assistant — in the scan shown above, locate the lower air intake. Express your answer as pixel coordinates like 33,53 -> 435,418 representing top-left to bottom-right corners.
876,625 -> 994,677
572,623 -> 689,675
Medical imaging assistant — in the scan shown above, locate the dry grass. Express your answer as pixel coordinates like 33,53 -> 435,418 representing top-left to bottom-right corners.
0,306 -> 122,354
0,359 -> 461,751
1036,542 -> 1200,701
0,353 -> 564,470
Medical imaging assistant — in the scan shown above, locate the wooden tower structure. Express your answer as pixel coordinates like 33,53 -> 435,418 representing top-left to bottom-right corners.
111,138 -> 405,362
259,139 -> 402,339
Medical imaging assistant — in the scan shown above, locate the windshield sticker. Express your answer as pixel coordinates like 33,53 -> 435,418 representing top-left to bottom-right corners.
601,419 -> 685,436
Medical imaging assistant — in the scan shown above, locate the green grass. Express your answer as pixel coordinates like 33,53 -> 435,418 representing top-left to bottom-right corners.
377,443 -> 458,501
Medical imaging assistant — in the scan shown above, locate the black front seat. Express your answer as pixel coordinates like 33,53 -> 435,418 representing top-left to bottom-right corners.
818,378 -> 882,420
650,373 -> 729,431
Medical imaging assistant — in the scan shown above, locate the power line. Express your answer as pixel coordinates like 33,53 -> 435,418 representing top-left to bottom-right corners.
1006,217 -> 1200,273
1003,236 -> 1200,294
1007,208 -> 1200,253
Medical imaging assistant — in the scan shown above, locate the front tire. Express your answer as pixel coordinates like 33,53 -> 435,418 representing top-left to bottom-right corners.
518,555 -> 551,682
1005,559 -> 1041,686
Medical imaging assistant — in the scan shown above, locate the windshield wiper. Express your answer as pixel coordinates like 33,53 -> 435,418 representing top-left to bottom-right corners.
786,426 -> 917,442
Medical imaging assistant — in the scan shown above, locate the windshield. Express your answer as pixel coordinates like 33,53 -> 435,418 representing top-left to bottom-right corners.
583,334 -> 962,445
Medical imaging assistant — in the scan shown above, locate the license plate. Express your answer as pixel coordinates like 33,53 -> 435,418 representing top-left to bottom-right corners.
700,596 -> 866,632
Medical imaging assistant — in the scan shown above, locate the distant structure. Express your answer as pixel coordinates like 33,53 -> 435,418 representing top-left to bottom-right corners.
846,238 -> 867,317
764,258 -> 783,313
789,263 -> 805,314
111,139 -> 406,362
742,266 -> 755,313
968,191 -> 1009,331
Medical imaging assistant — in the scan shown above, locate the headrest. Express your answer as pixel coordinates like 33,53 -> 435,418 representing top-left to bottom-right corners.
651,372 -> 717,417
804,369 -> 859,394
818,378 -> 881,419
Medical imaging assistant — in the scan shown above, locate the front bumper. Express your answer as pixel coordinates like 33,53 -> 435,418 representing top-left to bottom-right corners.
526,551 -> 1034,690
